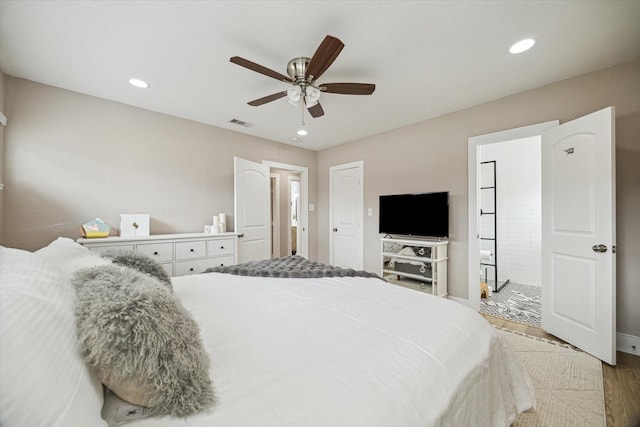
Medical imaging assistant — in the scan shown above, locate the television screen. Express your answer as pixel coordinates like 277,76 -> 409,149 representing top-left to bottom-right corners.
379,192 -> 449,238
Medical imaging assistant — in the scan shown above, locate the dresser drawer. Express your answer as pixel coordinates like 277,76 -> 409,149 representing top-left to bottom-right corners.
174,259 -> 209,276
87,244 -> 135,255
207,255 -> 234,269
175,241 -> 206,260
136,243 -> 173,263
207,238 -> 235,256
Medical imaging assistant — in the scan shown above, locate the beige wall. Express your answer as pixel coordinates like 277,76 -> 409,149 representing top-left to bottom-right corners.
2,77 -> 318,260
317,58 -> 640,337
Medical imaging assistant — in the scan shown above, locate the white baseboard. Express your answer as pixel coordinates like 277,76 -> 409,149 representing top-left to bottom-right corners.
617,332 -> 640,356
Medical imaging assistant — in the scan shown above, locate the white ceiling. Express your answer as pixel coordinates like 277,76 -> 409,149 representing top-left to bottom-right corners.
1,1 -> 639,151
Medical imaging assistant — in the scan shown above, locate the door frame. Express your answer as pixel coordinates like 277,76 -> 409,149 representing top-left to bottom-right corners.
329,160 -> 364,269
263,161 -> 309,259
467,121 -> 558,311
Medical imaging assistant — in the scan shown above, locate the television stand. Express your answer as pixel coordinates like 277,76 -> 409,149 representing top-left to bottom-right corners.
380,236 -> 448,297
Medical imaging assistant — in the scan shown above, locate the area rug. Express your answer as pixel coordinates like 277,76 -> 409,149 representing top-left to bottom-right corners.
481,282 -> 541,326
498,328 -> 605,427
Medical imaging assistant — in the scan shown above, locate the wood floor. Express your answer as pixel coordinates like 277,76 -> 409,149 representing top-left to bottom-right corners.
482,314 -> 640,427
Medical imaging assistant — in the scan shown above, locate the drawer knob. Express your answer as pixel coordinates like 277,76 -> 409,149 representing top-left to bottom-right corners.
153,251 -> 158,255
220,263 -> 224,266
189,268 -> 194,271
190,248 -> 195,252
220,246 -> 224,249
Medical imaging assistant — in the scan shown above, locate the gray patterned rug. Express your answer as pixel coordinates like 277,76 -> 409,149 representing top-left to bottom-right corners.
481,282 -> 541,326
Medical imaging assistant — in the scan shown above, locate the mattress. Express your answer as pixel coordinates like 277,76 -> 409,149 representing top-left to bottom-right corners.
125,272 -> 534,426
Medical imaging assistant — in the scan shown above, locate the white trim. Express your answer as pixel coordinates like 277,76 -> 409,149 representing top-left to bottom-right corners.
467,121 -> 558,311
263,161 -> 309,259
617,332 -> 640,356
329,160 -> 364,269
270,173 -> 281,258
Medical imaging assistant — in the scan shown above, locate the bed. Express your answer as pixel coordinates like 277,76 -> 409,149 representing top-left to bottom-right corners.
0,238 -> 535,427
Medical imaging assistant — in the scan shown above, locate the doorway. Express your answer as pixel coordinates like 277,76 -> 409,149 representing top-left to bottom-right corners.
269,169 -> 301,257
264,161 -> 308,259
235,158 -> 309,262
467,121 -> 559,312
468,108 -> 616,365
478,136 -> 542,326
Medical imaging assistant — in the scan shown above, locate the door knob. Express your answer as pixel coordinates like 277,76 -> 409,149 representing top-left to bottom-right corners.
592,244 -> 607,253
333,228 -> 338,232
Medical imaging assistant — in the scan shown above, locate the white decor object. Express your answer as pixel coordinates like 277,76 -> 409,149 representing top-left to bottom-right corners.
120,214 -> 150,238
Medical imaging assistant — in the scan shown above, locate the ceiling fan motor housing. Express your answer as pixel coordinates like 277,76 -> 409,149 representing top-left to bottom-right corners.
287,57 -> 311,85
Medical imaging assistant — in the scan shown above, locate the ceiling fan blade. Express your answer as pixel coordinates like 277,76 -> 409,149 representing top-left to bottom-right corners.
305,35 -> 344,81
307,103 -> 324,118
230,56 -> 292,82
247,91 -> 288,106
319,83 -> 376,95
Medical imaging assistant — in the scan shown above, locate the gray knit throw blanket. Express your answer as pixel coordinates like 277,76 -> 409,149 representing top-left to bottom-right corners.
204,255 -> 380,279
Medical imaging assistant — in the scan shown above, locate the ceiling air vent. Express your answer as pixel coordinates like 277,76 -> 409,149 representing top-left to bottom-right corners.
229,118 -> 251,127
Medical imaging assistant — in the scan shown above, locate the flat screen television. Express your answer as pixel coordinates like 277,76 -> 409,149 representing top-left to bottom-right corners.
379,191 -> 449,238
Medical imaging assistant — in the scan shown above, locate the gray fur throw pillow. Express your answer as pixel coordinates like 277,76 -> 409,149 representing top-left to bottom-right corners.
72,265 -> 215,417
100,249 -> 172,291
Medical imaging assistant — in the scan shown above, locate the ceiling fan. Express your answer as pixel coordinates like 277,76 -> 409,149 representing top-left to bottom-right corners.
230,35 -> 375,120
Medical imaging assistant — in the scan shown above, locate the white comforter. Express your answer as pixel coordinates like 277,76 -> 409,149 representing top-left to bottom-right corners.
129,273 -> 534,426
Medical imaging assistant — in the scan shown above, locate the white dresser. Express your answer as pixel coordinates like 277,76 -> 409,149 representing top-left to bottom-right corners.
77,232 -> 237,277
380,236 -> 448,297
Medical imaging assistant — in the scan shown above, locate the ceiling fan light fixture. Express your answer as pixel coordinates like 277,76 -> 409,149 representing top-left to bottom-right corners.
287,86 -> 302,106
305,86 -> 321,107
509,38 -> 536,54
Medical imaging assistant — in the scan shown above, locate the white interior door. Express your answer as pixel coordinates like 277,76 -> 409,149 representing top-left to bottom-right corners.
330,161 -> 363,269
234,157 -> 271,263
541,107 -> 616,365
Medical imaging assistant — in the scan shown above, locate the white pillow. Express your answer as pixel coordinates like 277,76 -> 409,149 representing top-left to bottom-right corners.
35,236 -> 110,276
0,246 -> 107,427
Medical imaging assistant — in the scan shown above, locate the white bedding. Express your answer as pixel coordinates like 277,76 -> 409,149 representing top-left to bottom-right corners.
126,272 -> 534,427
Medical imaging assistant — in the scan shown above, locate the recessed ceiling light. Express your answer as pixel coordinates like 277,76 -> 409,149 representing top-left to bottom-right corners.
509,38 -> 536,54
297,129 -> 308,136
128,78 -> 150,88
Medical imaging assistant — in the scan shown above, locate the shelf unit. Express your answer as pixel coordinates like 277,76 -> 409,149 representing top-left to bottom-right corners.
380,236 -> 448,297
77,232 -> 237,277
